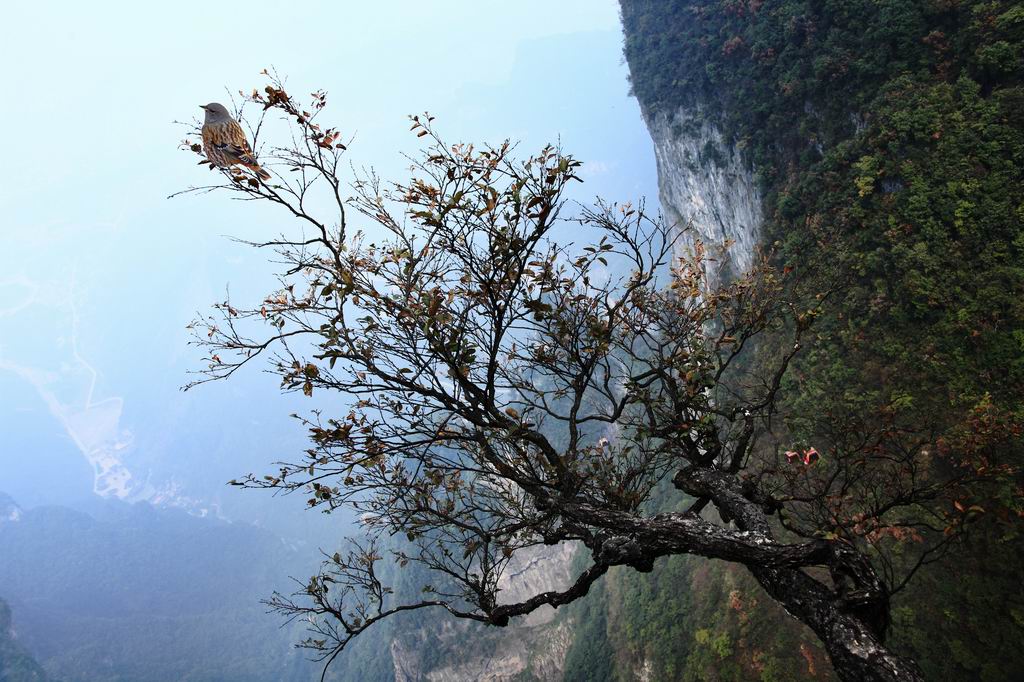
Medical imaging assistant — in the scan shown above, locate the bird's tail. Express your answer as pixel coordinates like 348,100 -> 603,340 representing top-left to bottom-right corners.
236,152 -> 271,182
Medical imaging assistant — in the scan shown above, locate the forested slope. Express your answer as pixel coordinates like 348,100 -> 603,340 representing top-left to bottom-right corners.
568,1 -> 1024,679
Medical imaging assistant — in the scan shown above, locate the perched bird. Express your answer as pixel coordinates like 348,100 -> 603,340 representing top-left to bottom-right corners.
200,103 -> 270,181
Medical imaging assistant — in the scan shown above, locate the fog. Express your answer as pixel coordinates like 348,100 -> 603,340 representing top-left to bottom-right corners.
0,1 -> 656,529
0,4 -> 659,679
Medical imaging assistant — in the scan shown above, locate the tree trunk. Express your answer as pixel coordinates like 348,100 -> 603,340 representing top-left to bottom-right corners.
674,466 -> 923,681
751,565 -> 923,682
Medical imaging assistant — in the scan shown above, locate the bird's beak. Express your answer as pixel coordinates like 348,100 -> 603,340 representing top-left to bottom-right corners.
199,105 -> 207,110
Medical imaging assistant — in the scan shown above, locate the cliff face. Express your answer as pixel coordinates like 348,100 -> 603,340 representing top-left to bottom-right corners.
387,543 -> 579,682
643,104 -> 763,278
391,620 -> 575,682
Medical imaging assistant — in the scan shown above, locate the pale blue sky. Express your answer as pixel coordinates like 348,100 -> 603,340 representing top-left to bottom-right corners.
0,1 -> 657,525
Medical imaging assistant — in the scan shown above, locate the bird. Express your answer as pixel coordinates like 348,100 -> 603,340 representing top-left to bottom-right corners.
200,103 -> 271,181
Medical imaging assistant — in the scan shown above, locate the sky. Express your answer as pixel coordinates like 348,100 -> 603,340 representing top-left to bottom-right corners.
0,1 -> 658,530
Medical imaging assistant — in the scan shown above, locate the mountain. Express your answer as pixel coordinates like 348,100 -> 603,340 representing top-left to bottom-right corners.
0,492 -> 324,682
550,1 -> 1024,680
0,598 -> 48,682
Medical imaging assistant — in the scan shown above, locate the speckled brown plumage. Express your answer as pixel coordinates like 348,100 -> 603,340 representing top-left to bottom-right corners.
200,103 -> 270,181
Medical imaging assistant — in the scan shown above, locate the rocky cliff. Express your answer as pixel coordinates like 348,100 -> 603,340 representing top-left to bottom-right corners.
387,543 -> 580,682
643,104 -> 763,280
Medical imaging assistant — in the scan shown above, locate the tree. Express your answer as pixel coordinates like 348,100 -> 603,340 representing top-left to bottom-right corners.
178,77 -> 1020,682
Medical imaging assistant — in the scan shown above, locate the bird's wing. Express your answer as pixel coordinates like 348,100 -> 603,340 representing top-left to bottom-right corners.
221,120 -> 259,165
224,119 -> 255,156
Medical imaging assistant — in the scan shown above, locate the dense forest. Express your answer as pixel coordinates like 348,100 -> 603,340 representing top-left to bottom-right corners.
569,1 -> 1024,679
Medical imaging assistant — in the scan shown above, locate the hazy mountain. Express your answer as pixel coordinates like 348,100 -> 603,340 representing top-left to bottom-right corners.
0,492 -> 327,682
